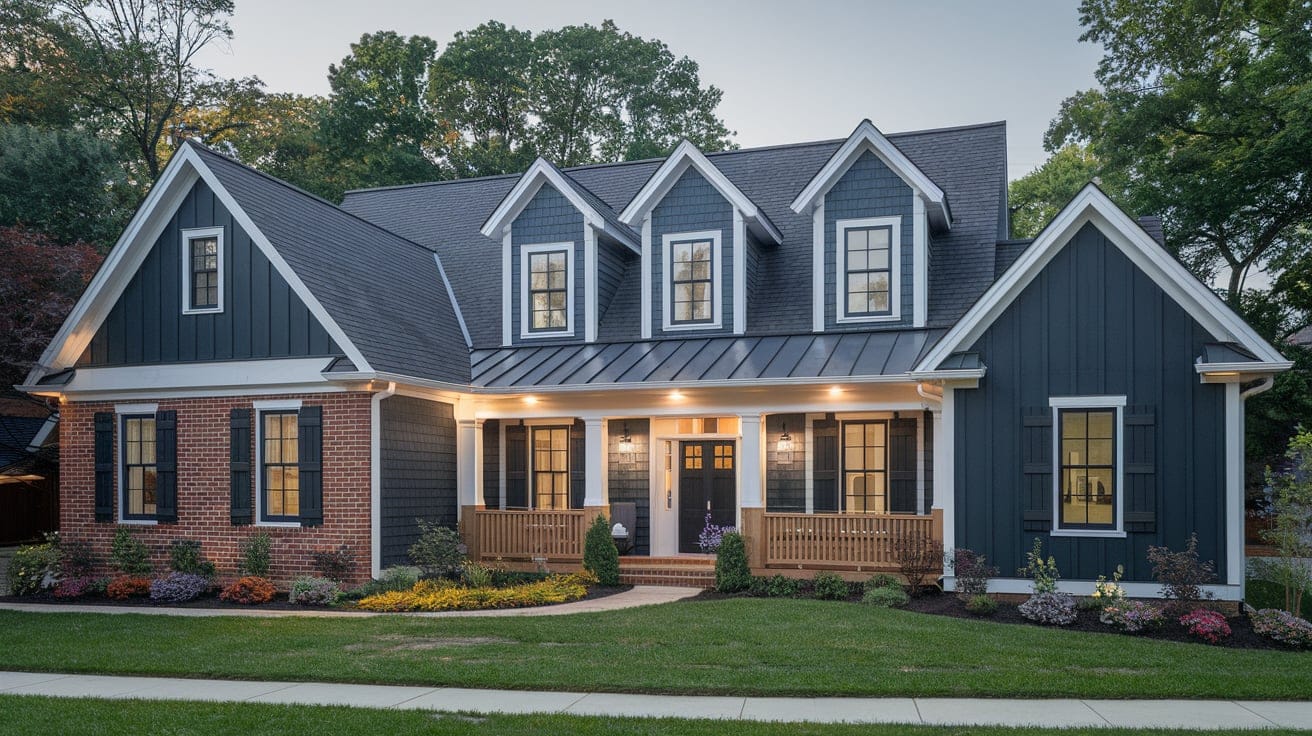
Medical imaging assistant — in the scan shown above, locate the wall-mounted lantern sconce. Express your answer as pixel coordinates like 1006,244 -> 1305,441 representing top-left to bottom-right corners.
776,422 -> 794,465
617,422 -> 635,463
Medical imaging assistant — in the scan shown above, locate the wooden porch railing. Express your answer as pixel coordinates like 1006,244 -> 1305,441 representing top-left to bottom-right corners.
761,509 -> 943,571
474,509 -> 588,561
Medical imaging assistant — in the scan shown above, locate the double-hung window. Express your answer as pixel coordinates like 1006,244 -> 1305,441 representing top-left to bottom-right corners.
521,243 -> 573,337
837,217 -> 900,322
260,411 -> 300,522
1051,396 -> 1124,535
842,420 -> 887,513
181,227 -> 223,314
121,415 -> 158,519
531,426 -> 570,509
670,238 -> 714,324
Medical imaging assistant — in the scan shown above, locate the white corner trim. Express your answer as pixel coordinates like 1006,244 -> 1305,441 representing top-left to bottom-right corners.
434,253 -> 471,349
584,226 -> 598,343
641,216 -> 653,340
480,158 -> 639,252
501,228 -> 513,347
253,398 -> 303,411
1049,396 -> 1126,536
661,229 -> 723,332
732,209 -> 746,334
180,226 -> 225,315
915,184 -> 1287,373
519,241 -> 576,340
789,120 -> 950,229
619,140 -> 782,244
812,203 -> 824,333
370,382 -> 397,579
835,216 -> 902,324
913,197 -> 927,328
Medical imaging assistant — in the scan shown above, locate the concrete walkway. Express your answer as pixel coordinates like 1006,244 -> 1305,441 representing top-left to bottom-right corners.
0,585 -> 701,618
1,671 -> 1309,729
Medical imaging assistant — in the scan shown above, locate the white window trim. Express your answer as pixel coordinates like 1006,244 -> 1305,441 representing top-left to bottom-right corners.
115,403 -> 160,525
180,226 -> 224,315
836,216 -> 901,324
254,400 -> 305,528
1049,395 -> 1127,538
661,229 -> 723,332
519,242 -> 575,340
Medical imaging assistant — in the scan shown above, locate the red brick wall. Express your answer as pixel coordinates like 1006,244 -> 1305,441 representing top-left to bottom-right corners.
60,391 -> 375,587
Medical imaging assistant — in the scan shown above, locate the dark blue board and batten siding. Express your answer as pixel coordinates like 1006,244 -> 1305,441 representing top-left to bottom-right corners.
954,221 -> 1227,583
823,150 -> 915,330
79,179 -> 338,366
379,395 -> 457,567
509,184 -> 584,346
650,168 -> 734,336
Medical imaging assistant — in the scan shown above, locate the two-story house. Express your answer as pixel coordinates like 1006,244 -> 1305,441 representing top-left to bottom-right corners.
22,119 -> 1289,596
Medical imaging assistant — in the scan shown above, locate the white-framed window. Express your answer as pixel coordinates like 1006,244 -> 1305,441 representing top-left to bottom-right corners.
836,216 -> 900,323
181,226 -> 224,314
662,229 -> 722,331
531,425 -> 571,509
254,399 -> 303,526
114,403 -> 159,524
1050,395 -> 1126,537
520,242 -> 574,338
842,419 -> 888,512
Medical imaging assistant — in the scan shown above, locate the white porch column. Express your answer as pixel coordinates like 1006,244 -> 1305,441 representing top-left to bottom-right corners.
738,414 -> 764,509
933,388 -> 955,559
583,418 -> 608,510
473,419 -> 485,508
456,418 -> 479,514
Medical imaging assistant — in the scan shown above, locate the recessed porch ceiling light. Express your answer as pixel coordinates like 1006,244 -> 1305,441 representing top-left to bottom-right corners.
523,396 -> 539,405
669,390 -> 684,400
828,386 -> 843,396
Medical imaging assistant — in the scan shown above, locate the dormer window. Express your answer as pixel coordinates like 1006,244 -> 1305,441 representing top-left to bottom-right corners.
181,226 -> 224,314
837,217 -> 900,323
521,243 -> 574,338
662,230 -> 722,331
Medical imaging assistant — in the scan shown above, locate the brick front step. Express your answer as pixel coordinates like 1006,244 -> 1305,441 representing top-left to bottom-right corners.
618,556 -> 716,588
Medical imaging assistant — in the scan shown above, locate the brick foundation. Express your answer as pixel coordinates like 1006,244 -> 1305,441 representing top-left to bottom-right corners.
60,391 -> 375,587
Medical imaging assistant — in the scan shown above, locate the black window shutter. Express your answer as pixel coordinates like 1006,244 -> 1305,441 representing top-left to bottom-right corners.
298,405 -> 323,527
569,420 -> 585,510
1124,406 -> 1156,533
812,417 -> 840,513
229,409 -> 252,525
888,417 -> 918,514
154,410 -> 178,523
505,424 -> 528,509
93,412 -> 114,522
1021,408 -> 1053,531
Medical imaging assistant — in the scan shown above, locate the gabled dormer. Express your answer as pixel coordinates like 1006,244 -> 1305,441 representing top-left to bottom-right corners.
481,158 -> 639,347
620,141 -> 781,338
791,120 -> 950,331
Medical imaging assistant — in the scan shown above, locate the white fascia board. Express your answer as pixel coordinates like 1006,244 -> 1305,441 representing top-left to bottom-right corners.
24,150 -> 201,385
915,184 -> 1289,373
52,357 -> 341,397
906,368 -> 987,382
789,120 -> 950,229
480,158 -> 639,253
619,141 -> 783,245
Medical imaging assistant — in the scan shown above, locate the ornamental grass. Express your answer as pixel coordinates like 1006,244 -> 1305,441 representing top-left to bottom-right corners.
355,572 -> 594,613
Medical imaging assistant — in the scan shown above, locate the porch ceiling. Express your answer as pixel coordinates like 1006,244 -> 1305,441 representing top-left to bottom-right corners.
470,330 -> 945,389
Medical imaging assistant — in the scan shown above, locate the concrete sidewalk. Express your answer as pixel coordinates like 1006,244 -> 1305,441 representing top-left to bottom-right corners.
0,585 -> 701,618
2,671 -> 1309,729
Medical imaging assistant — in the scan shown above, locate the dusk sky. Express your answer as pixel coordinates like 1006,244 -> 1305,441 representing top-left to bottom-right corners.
195,0 -> 1105,179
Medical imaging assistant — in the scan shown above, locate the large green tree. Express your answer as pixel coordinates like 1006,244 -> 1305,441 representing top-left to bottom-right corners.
1046,0 -> 1312,301
1008,144 -> 1114,238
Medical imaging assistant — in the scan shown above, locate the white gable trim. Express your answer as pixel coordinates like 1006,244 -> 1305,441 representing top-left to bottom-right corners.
22,145 -> 373,385
789,120 -> 950,230
619,140 -> 783,245
479,158 -> 639,253
915,184 -> 1287,373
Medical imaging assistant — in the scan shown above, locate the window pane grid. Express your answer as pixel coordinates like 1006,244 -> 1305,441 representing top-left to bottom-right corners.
670,239 -> 713,324
842,420 -> 887,513
1058,409 -> 1116,529
122,416 -> 158,518
532,426 -> 570,509
262,411 -> 300,519
844,225 -> 892,316
189,236 -> 219,309
528,251 -> 568,332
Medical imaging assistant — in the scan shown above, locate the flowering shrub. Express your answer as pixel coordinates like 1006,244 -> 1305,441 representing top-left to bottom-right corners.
52,576 -> 105,599
1090,565 -> 1126,608
698,512 -> 736,553
1018,592 -> 1077,625
355,573 -> 594,612
105,575 -> 151,600
220,576 -> 278,605
149,572 -> 210,603
1250,608 -> 1312,649
7,541 -> 59,595
290,577 -> 342,606
1099,600 -> 1165,632
1180,608 -> 1231,644
1017,538 -> 1060,594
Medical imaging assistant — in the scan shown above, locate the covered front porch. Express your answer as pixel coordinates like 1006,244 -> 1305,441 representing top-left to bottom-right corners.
451,381 -> 950,580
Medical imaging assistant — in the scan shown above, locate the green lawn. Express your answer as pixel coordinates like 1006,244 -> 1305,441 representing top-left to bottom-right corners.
0,696 -> 1305,736
0,598 -> 1308,699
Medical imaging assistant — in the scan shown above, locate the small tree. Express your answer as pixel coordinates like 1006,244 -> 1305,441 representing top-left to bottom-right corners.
408,520 -> 465,579
583,515 -> 619,586
1262,429 -> 1312,617
1147,533 -> 1216,615
714,531 -> 751,593
892,533 -> 943,597
109,527 -> 151,576
236,533 -> 272,578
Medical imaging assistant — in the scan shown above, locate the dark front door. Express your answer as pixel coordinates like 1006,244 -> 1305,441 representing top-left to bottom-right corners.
678,441 -> 736,553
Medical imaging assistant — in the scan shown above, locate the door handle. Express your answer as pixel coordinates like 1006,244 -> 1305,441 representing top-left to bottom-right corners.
666,490 -> 672,509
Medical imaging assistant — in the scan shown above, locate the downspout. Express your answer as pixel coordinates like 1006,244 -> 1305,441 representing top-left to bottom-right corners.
370,381 -> 397,579
916,382 -> 943,408
1240,375 -> 1274,400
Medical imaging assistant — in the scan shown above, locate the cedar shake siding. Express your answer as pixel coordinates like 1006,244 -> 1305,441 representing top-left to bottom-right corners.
509,183 -> 584,346
378,395 -> 457,567
60,392 -> 373,585
765,413 -> 806,512
607,419 -> 650,555
650,168 -> 735,335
